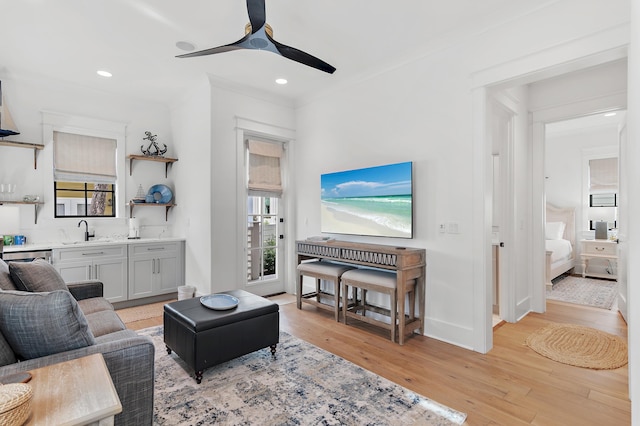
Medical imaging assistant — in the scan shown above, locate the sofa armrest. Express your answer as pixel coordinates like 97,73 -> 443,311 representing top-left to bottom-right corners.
0,330 -> 155,426
67,280 -> 104,300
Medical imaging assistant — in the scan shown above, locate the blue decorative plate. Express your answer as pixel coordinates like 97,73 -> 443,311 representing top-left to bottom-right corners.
200,294 -> 239,310
147,184 -> 173,204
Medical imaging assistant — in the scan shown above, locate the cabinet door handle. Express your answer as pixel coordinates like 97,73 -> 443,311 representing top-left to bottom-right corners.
596,247 -> 605,251
82,252 -> 105,256
147,247 -> 165,251
87,265 -> 92,278
95,264 -> 99,279
152,259 -> 156,274
156,258 -> 160,274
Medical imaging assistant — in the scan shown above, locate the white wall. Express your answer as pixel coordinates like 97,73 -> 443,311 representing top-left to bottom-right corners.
0,74 -> 173,242
626,2 -> 639,417
294,0 -> 630,350
189,79 -> 295,295
170,76 -> 213,295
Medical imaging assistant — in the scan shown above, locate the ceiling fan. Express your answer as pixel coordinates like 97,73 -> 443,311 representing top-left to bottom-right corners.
176,0 -> 336,74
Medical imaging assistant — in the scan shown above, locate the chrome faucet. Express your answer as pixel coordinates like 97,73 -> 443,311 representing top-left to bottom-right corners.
78,220 -> 95,241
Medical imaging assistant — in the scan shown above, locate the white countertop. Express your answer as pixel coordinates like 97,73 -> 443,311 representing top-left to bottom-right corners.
2,237 -> 186,253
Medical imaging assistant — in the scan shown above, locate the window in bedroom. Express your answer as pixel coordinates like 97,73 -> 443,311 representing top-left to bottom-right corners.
587,157 -> 618,231
53,131 -> 117,218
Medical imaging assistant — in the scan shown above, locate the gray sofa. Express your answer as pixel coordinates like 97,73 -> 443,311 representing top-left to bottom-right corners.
0,258 -> 154,425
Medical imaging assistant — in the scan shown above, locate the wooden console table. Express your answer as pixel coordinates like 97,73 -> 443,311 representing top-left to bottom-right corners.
26,353 -> 122,425
296,240 -> 426,344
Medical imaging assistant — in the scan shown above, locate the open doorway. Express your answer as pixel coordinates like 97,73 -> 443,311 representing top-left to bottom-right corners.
544,112 -> 624,312
486,59 -> 628,338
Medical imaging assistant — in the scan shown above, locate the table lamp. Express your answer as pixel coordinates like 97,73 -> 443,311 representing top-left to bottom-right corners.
0,205 -> 21,256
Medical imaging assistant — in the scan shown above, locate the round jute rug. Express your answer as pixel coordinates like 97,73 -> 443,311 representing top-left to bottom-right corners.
525,323 -> 628,370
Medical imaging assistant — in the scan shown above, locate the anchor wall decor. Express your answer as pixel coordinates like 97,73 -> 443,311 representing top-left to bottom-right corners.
141,131 -> 167,157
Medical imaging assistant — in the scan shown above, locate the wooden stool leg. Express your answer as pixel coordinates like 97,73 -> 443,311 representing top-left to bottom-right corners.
342,281 -> 348,324
297,273 -> 303,309
334,279 -> 340,322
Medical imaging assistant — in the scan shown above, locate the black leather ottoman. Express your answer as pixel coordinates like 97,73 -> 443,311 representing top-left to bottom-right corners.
163,289 -> 279,383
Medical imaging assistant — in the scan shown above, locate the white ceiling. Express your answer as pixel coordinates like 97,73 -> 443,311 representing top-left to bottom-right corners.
2,0 -> 542,105
546,111 -> 627,135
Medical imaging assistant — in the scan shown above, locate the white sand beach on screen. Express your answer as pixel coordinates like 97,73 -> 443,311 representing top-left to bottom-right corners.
321,204 -> 409,238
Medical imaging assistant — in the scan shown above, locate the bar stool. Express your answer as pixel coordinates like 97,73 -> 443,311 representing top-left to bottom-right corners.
296,261 -> 356,321
341,268 -> 416,343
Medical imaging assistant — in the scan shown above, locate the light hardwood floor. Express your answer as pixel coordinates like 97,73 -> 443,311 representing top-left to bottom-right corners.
118,295 -> 630,425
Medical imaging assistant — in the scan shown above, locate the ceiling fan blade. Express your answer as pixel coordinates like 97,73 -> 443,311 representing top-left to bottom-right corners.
176,35 -> 250,58
271,38 -> 336,74
246,0 -> 266,33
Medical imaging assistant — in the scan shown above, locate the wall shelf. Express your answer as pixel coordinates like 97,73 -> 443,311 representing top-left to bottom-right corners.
0,200 -> 45,224
0,140 -> 45,169
127,155 -> 178,178
128,202 -> 176,221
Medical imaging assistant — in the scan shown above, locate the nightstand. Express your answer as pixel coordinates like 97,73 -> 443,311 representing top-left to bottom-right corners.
580,239 -> 618,280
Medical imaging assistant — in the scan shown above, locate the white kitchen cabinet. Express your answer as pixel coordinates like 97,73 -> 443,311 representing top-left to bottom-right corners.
53,244 -> 128,303
128,241 -> 184,299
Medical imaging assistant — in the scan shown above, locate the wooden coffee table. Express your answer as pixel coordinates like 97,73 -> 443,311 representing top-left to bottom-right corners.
26,353 -> 122,425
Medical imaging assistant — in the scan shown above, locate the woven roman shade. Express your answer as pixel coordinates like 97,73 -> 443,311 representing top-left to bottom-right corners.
247,139 -> 283,196
53,131 -> 117,183
589,157 -> 618,193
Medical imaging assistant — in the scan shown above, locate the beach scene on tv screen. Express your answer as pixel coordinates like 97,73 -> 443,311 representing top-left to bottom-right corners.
321,162 -> 413,238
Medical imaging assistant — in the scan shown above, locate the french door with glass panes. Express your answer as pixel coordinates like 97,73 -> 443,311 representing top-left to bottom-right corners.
246,195 -> 284,295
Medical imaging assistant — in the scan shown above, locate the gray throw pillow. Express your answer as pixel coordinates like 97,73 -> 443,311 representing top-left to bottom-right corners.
0,259 -> 17,291
0,290 -> 96,360
9,259 -> 68,293
0,329 -> 17,367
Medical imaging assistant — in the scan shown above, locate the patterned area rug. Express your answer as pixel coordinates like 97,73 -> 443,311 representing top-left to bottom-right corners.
139,326 -> 466,425
547,275 -> 617,310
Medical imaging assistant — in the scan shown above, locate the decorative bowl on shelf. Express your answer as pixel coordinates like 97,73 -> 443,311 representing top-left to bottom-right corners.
131,198 -> 146,204
147,184 -> 173,204
22,195 -> 40,203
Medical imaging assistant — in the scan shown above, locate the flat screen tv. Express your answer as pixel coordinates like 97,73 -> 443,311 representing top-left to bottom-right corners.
321,161 -> 413,238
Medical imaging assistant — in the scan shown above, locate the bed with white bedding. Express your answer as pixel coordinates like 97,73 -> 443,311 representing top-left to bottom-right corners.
545,204 -> 576,288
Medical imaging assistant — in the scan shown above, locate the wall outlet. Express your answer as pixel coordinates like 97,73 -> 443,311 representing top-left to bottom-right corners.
447,222 -> 459,234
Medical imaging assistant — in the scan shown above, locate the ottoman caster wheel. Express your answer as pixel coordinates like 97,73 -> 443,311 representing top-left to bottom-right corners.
166,345 -> 172,355
195,371 -> 203,384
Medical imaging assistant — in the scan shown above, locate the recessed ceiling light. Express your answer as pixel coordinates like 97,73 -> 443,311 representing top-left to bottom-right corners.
275,78 -> 288,85
603,112 -> 617,117
97,70 -> 112,78
176,41 -> 196,51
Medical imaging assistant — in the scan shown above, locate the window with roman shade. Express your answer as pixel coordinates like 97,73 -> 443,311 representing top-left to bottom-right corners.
247,139 -> 283,197
53,131 -> 117,217
589,157 -> 618,194
587,157 -> 618,230
54,131 -> 117,183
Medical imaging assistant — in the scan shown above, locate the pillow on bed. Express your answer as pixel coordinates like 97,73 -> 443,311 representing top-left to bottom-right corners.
546,221 -> 566,240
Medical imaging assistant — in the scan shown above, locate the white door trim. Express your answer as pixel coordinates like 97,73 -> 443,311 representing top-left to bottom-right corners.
471,42 -> 628,353
235,117 -> 296,295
